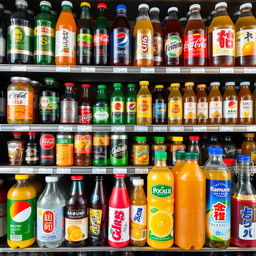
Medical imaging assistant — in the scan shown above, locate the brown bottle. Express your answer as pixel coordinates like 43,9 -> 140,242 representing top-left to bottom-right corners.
209,82 -> 222,125
196,84 -> 208,125
241,133 -> 256,156
183,82 -> 197,125
79,84 -> 93,124
74,133 -> 92,166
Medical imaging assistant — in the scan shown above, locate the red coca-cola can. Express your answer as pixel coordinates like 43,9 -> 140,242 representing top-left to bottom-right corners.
39,133 -> 56,166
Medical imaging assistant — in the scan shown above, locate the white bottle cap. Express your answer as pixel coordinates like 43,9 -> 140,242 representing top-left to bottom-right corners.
138,4 -> 149,11
150,7 -> 160,13
189,4 -> 201,11
240,3 -> 252,11
16,0 -> 28,8
130,176 -> 141,182
210,82 -> 220,86
40,1 -> 51,8
133,178 -> 144,186
225,81 -> 235,86
240,81 -> 250,86
45,176 -> 58,183
215,2 -> 228,10
62,1 -> 73,8
168,7 -> 178,13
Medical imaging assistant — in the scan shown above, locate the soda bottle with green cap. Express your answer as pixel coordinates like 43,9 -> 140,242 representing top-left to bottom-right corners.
93,85 -> 109,124
110,83 -> 125,124
126,84 -> 137,124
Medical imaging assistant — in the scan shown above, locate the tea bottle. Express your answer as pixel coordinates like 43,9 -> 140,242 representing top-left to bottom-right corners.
196,84 -> 208,125
183,82 -> 197,125
209,82 -> 222,125
168,83 -> 182,125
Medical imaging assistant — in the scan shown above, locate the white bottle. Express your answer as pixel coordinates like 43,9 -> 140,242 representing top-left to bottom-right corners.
37,176 -> 65,248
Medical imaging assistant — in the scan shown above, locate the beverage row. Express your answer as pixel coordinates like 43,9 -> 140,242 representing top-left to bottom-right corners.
1,149 -> 256,249
6,77 -> 256,125
2,0 -> 256,67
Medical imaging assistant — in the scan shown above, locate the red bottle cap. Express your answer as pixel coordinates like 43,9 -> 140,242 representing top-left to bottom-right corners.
223,158 -> 235,166
189,136 -> 200,141
64,82 -> 75,87
71,175 -> 84,180
28,131 -> 37,135
114,174 -> 126,178
97,3 -> 107,9
81,84 -> 91,88
13,132 -> 22,135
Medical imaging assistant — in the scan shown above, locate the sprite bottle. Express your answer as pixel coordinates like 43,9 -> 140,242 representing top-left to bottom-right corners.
126,83 -> 137,124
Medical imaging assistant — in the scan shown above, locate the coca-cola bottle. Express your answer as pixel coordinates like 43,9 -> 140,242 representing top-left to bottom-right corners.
39,133 -> 56,166
79,84 -> 92,124
184,4 -> 207,66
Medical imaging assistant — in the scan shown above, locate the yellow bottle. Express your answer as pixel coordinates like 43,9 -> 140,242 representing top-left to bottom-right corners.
137,81 -> 152,125
7,175 -> 36,248
130,178 -> 147,246
147,151 -> 174,249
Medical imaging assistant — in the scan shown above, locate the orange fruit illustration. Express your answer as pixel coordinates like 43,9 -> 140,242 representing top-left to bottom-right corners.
242,41 -> 256,56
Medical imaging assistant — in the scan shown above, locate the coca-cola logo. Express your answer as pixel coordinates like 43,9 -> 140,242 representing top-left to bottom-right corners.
94,33 -> 109,46
40,134 -> 55,150
184,36 -> 207,51
8,91 -> 28,99
141,35 -> 149,53
111,210 -> 124,241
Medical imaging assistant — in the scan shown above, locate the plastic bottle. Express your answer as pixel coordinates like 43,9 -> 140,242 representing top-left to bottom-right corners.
209,82 -> 223,125
168,83 -> 182,125
196,84 -> 208,124
183,82 -> 197,125
133,4 -> 154,66
108,174 -> 130,248
0,179 -> 7,241
7,175 -> 36,248
55,1 -> 77,65
171,151 -> 186,180
37,176 -> 65,248
34,1 -> 56,65
153,85 -> 167,124
188,136 -> 202,166
111,83 -> 125,125
204,148 -> 231,248
235,3 -> 256,66
147,152 -> 174,249
175,152 -> 206,250
151,136 -> 167,165
130,178 -> 147,246
169,136 -> 186,165
126,84 -> 137,125
110,4 -> 132,66
184,4 -> 207,66
133,136 -> 149,166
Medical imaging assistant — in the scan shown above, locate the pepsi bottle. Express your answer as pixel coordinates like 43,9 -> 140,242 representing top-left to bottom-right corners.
110,4 -> 132,66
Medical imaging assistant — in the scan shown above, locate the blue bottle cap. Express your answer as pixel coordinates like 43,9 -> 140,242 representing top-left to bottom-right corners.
208,147 -> 213,154
117,4 -> 126,10
208,147 -> 223,155
237,154 -> 251,162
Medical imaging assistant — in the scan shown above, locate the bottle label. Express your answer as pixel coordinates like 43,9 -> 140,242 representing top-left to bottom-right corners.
60,100 -> 78,123
134,146 -> 149,164
8,25 -> 33,56
55,29 -> 76,57
108,207 -> 129,243
25,147 -> 39,162
40,134 -> 55,150
134,31 -> 154,60
111,101 -> 124,116
184,102 -> 196,119
0,36 -> 5,58
89,209 -> 102,237
165,35 -> 182,57
209,101 -> 222,119
93,135 -> 109,160
153,102 -> 166,117
151,185 -> 172,198
93,106 -> 109,122
240,100 -> 253,118
168,100 -> 182,120
77,33 -> 93,58
94,32 -> 109,57
212,29 -> 235,57
206,179 -> 231,241
79,106 -> 92,124
40,96 -> 59,115
152,145 -> 167,164
137,97 -> 152,118
184,33 -> 207,59
153,35 -> 163,62
131,205 -> 146,241
126,101 -> 136,116
7,199 -> 36,241
0,202 -> 6,237
223,100 -> 238,118
171,147 -> 185,165
37,207 -> 64,242
0,97 -> 6,117
34,26 -> 55,57
236,29 -> 256,57
74,134 -> 92,154
8,142 -> 24,162
111,142 -> 128,161
197,102 -> 208,119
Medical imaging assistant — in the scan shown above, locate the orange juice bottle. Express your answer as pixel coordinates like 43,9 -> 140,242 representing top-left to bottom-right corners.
7,175 -> 36,248
209,82 -> 222,125
147,152 -> 174,249
196,84 -> 208,125
55,1 -> 77,65
183,82 -> 197,125
133,4 -> 154,66
130,178 -> 147,246
175,152 -> 206,250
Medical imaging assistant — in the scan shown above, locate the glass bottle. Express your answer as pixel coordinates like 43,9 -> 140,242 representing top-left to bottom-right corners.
151,136 -> 168,164
196,84 -> 208,125
79,84 -> 92,124
133,136 -> 149,166
153,85 -> 167,124
183,82 -> 197,125
222,135 -> 237,161
25,131 -> 39,166
126,84 -> 137,125
209,82 -> 222,125
241,133 -> 256,157
168,83 -> 182,125
170,136 -> 186,165
187,136 -> 202,166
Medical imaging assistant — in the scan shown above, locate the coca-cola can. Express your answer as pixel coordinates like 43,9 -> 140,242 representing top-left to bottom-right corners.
39,133 -> 56,166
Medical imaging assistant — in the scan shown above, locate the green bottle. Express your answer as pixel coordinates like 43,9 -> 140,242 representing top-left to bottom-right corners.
93,85 -> 109,124
110,83 -> 125,124
126,83 -> 137,124
34,1 -> 56,64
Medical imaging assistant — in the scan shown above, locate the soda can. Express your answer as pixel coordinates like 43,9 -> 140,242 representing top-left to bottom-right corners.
56,133 -> 74,166
110,133 -> 128,166
93,133 -> 110,166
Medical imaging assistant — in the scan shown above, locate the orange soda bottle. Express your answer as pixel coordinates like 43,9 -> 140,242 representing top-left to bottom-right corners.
183,82 -> 197,125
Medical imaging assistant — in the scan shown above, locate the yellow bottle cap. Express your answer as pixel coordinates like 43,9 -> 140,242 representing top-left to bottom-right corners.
140,81 -> 149,86
185,82 -> 194,87
81,2 -> 91,8
155,85 -> 164,88
246,133 -> 255,138
197,84 -> 206,88
171,83 -> 180,87
15,174 -> 29,180
172,136 -> 183,142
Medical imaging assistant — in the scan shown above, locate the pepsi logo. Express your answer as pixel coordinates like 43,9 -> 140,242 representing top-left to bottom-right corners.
116,32 -> 129,48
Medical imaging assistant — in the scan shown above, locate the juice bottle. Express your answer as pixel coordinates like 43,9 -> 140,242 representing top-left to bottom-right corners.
235,3 -> 256,66
133,136 -> 149,166
208,2 -> 235,66
183,82 -> 197,125
7,175 -> 36,248
147,152 -> 174,249
130,178 -> 147,246
209,82 -> 222,125
151,136 -> 167,164
133,4 -> 154,66
171,151 -> 186,180
238,81 -> 253,124
55,1 -> 77,65
137,81 -> 152,125
231,155 -> 256,247
175,152 -> 206,250
0,179 -> 7,241
204,148 -> 231,249
168,83 -> 182,125
241,133 -> 256,156
196,84 -> 208,125
169,136 -> 186,165
153,85 -> 167,124
223,81 -> 238,125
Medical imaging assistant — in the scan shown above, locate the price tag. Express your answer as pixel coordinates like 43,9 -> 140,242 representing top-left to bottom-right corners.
140,67 -> 155,73
220,67 -> 234,73
135,168 -> 149,174
193,126 -> 207,132
11,65 -> 27,71
57,168 -> 71,174
166,67 -> 180,73
20,168 -> 34,174
15,126 -> 29,131
169,126 -> 184,132
244,68 -> 256,74
113,168 -> 127,174
219,126 -> 234,132
153,126 -> 167,132
59,126 -> 73,132
81,66 -> 96,73
247,126 -> 256,132
77,125 -> 92,132
38,168 -> 53,174
134,126 -> 148,132
191,68 -> 205,73
92,168 -> 107,174
56,66 -> 71,72
113,67 -> 128,73
111,126 -> 125,132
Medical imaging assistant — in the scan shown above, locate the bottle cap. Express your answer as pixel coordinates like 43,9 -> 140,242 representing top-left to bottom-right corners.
172,136 -> 183,142
117,4 -> 127,10
223,158 -> 235,166
176,152 -> 186,160
197,84 -> 206,88
128,83 -> 136,88
140,81 -> 149,86
155,85 -> 164,89
113,83 -> 122,88
71,175 -> 84,180
189,136 -> 200,141
185,152 -> 199,159
13,132 -> 22,135
81,2 -> 91,8
15,174 -> 29,180
189,4 -> 201,11
240,3 -> 252,11
155,151 -> 167,160
81,84 -> 91,88
153,136 -> 165,142
61,1 -> 73,8
114,174 -> 126,178
11,76 -> 31,83
135,136 -> 147,142
210,82 -> 220,86
185,82 -> 194,87
28,131 -> 37,135
98,84 -> 106,89
208,147 -> 223,155
97,3 -> 107,9
245,133 -> 255,138
138,4 -> 149,10
215,2 -> 228,10
45,176 -> 58,182
133,178 -> 144,186
150,7 -> 160,13
225,81 -> 235,87
16,0 -> 28,8
45,78 -> 55,83
64,82 -> 74,87
40,1 -> 51,7
168,7 -> 178,13
240,81 -> 250,86
171,83 -> 180,87
237,154 -> 251,162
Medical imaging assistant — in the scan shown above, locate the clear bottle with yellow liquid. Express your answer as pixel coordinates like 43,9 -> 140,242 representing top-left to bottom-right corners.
147,151 -> 174,249
183,82 -> 197,125
137,81 -> 152,125
7,175 -> 36,248
130,178 -> 147,246
168,83 -> 182,125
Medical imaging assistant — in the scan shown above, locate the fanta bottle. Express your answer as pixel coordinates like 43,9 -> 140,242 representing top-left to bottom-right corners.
108,174 -> 130,248
7,175 -> 36,248
147,152 -> 174,249
130,178 -> 147,246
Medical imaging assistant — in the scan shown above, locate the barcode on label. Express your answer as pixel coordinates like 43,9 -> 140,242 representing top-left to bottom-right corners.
10,235 -> 22,241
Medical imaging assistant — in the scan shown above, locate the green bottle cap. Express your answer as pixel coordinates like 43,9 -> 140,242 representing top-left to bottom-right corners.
185,152 -> 198,160
155,152 -> 167,160
153,136 -> 165,142
113,83 -> 122,88
98,85 -> 106,89
135,136 -> 147,142
44,77 -> 55,83
128,83 -> 136,88
176,152 -> 186,160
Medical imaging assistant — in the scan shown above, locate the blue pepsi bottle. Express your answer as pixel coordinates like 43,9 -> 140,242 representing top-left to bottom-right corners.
110,4 -> 132,66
